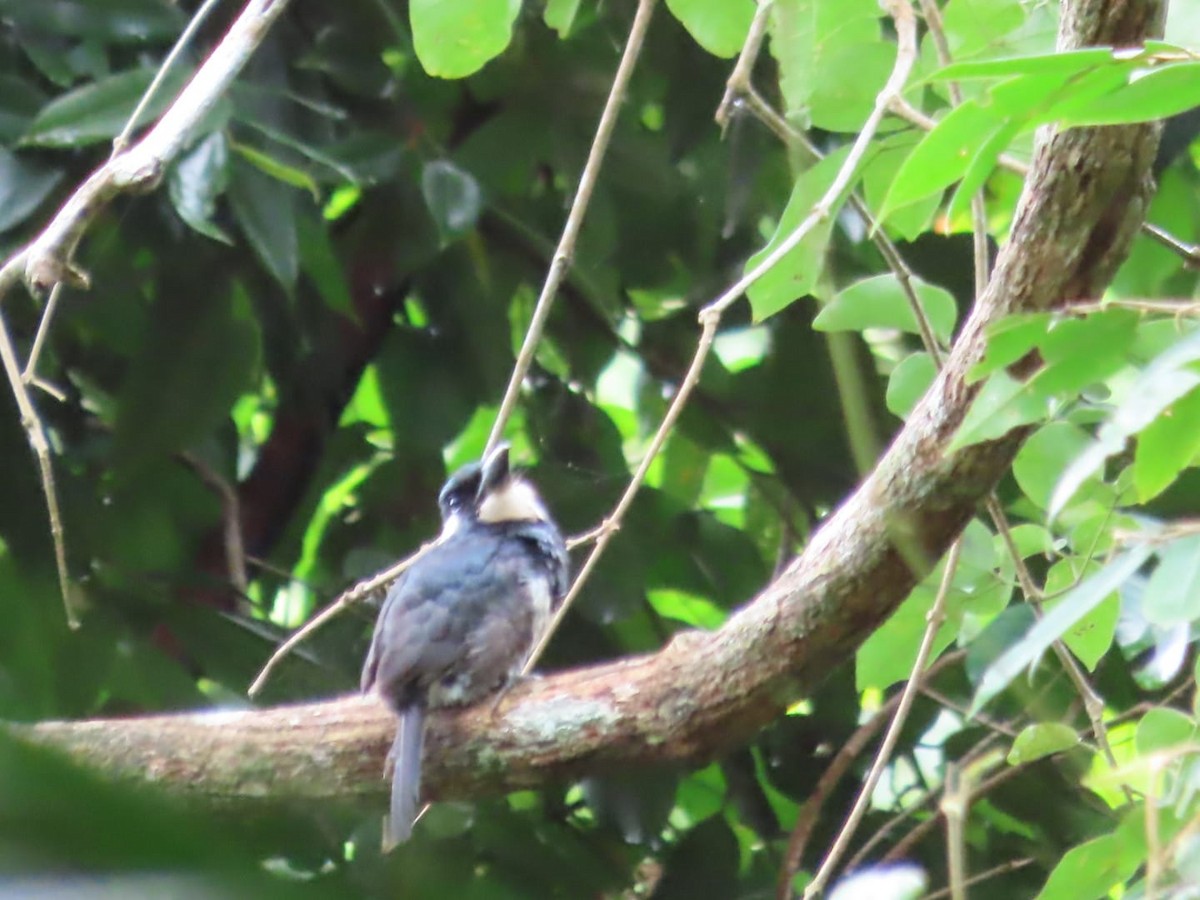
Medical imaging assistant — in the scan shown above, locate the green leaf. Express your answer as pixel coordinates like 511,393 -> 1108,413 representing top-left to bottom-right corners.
1013,422 -> 1094,510
1034,834 -> 1128,900
410,0 -> 521,79
969,313 -> 1051,382
1134,385 -> 1200,501
1056,61 -> 1200,127
0,74 -> 47,143
297,210 -> 354,318
232,143 -> 319,200
862,131 -> 939,239
0,0 -> 186,43
1007,722 -> 1080,765
0,148 -> 63,233
228,157 -> 299,291
1143,535 -> 1200,628
1135,707 -> 1197,755
859,521 -> 1008,691
1044,558 -> 1117,671
933,47 -> 1115,82
1049,330 -> 1200,516
809,39 -> 897,132
421,160 -> 482,239
1033,308 -> 1138,394
814,274 -> 957,344
886,352 -> 937,419
168,131 -> 232,244
879,99 -> 999,217
22,66 -> 189,148
648,588 -> 727,630
767,0 -> 883,127
939,0 -> 1027,60
945,118 -> 1021,224
970,544 -> 1154,716
543,0 -> 582,37
948,370 -> 1047,451
744,146 -> 849,321
114,281 -> 261,470
665,0 -> 755,59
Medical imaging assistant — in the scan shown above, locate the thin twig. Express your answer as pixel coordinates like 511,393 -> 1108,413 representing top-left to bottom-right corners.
846,732 -> 1007,870
715,0 -> 773,133
941,762 -> 968,900
0,315 -> 74,626
776,650 -> 966,899
737,85 -> 942,364
111,0 -> 229,156
0,0 -> 294,629
21,283 -> 62,384
523,313 -> 719,672
524,0 -> 920,676
179,451 -> 247,595
803,535 -> 962,899
0,0 -> 293,301
485,0 -> 658,453
921,858 -> 1035,900
883,754 -> 1010,864
248,541 -> 439,697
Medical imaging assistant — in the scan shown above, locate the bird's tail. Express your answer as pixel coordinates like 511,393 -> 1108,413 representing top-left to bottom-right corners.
383,705 -> 425,851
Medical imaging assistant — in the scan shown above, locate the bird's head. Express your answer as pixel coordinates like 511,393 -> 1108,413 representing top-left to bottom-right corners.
476,444 -> 551,524
437,460 -> 483,535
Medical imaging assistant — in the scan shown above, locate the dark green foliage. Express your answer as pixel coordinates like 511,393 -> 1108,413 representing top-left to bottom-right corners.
1,0 -> 1199,897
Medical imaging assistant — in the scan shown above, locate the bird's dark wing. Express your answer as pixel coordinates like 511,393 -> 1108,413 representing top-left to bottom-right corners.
361,571 -> 408,694
365,531 -> 539,710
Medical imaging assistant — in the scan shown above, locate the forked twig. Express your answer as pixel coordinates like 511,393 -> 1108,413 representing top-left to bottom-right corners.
525,0 -> 920,675
0,0 -> 294,627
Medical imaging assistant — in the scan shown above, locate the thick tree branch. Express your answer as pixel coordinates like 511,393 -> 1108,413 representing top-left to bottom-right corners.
21,0 -> 1163,811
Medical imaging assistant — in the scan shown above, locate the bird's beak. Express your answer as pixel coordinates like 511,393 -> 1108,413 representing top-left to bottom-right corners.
478,443 -> 511,501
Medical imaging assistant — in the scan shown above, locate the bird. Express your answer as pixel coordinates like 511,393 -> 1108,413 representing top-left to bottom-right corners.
361,443 -> 569,849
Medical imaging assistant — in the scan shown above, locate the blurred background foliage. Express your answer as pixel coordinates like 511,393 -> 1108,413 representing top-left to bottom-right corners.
0,0 -> 1198,897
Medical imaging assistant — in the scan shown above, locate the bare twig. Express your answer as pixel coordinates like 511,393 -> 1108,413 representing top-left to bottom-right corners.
20,283 -> 62,384
525,0 -> 919,675
776,650 -> 965,899
882,755 -> 1014,863
921,858 -> 1035,900
715,0 -> 773,133
0,0 -> 294,628
523,313 -> 719,672
802,533 -> 962,898
485,0 -> 658,453
179,451 -> 247,595
737,86 -> 943,364
941,762 -> 968,900
247,540 -> 438,697
111,0 -> 229,156
0,315 -> 73,625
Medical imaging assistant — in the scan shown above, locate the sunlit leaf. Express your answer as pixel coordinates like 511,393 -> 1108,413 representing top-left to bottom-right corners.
1007,722 -> 1080,765
885,352 -> 937,419
815,273 -> 957,343
1134,384 -> 1200,501
665,0 -> 755,59
410,0 -> 521,79
745,146 -> 850,321
1143,535 -> 1200,628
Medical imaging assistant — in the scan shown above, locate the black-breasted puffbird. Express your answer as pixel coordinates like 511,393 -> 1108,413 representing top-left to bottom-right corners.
361,444 -> 569,848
